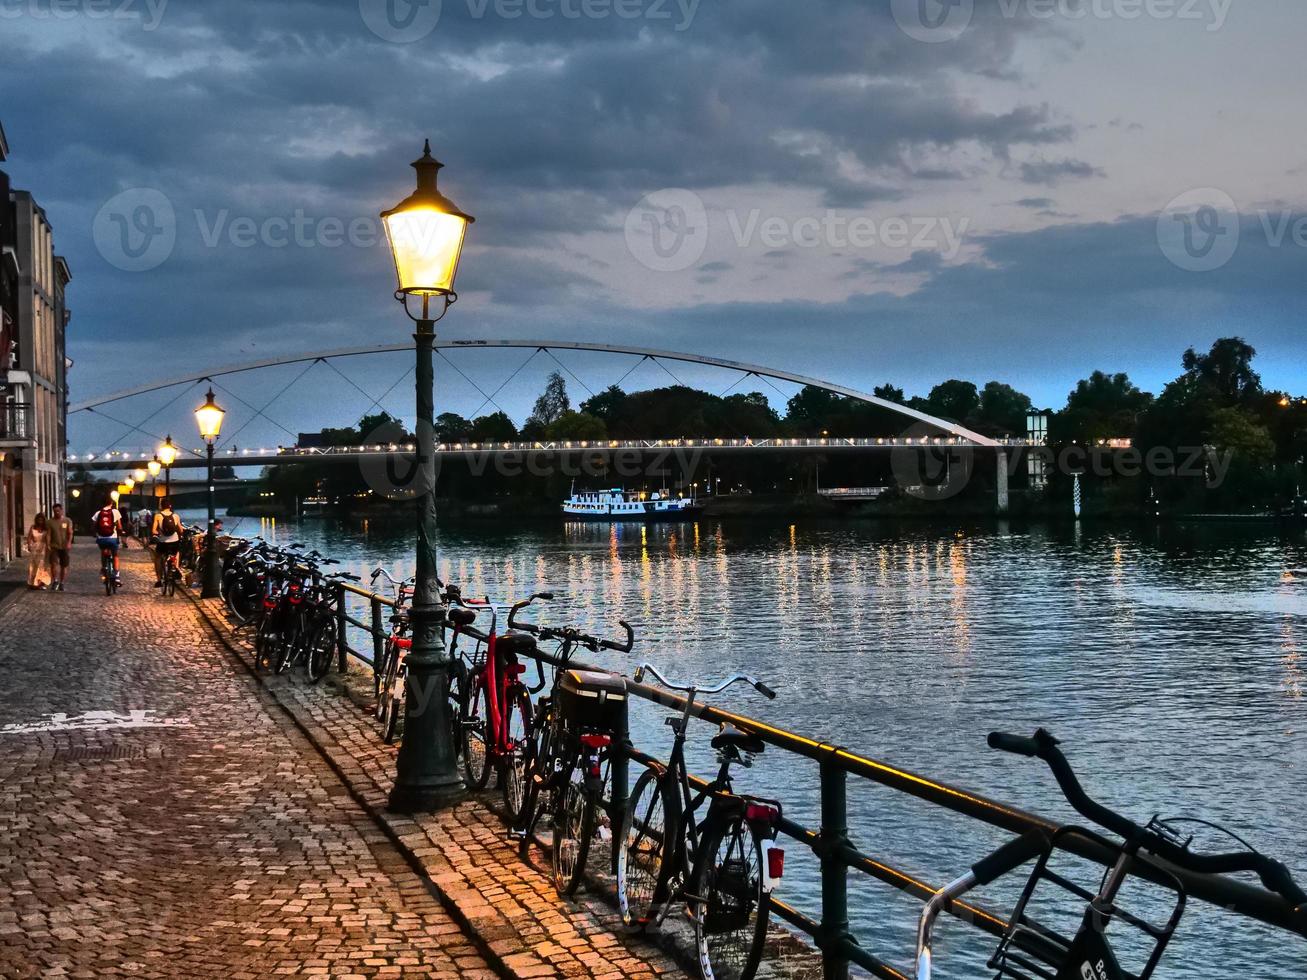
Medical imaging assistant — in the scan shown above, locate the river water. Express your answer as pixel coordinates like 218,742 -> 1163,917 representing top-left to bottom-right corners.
207,510 -> 1307,978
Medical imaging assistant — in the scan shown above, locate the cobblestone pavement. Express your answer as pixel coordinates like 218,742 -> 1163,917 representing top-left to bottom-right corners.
190,587 -> 685,980
0,544 -> 493,979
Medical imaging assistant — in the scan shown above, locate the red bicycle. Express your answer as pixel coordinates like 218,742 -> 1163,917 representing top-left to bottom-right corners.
456,593 -> 550,823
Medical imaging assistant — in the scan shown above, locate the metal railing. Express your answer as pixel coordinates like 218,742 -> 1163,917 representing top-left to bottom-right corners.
322,580 -> 1304,980
69,434 -> 1042,469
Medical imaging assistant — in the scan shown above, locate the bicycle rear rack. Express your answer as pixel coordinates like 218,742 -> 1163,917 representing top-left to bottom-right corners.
989,828 -> 1186,980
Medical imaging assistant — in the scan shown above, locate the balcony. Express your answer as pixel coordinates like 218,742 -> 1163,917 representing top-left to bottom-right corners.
0,401 -> 34,448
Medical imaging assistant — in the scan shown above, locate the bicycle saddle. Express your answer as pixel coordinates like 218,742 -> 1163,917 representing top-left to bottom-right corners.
447,607 -> 477,627
712,724 -> 765,755
495,632 -> 537,656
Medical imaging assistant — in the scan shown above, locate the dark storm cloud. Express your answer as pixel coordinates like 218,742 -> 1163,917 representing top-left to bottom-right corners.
1017,158 -> 1104,185
10,0 -> 1302,447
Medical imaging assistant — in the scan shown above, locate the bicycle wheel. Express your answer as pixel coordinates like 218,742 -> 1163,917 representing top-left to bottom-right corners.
552,759 -> 597,897
381,650 -> 404,744
460,675 -> 492,789
306,616 -> 337,682
618,766 -> 670,927
691,816 -> 769,980
254,617 -> 281,673
273,617 -> 300,675
103,558 -> 113,596
374,643 -> 392,713
501,687 -> 534,823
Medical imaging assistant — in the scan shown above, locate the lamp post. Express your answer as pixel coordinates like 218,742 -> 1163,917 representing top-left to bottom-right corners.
194,389 -> 226,598
380,140 -> 474,813
159,436 -> 177,497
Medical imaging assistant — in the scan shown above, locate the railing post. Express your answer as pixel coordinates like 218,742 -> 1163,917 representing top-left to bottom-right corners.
370,595 -> 385,683
819,756 -> 851,980
336,583 -> 349,673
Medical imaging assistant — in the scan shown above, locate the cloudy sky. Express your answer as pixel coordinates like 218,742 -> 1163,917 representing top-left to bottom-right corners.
3,0 -> 1305,453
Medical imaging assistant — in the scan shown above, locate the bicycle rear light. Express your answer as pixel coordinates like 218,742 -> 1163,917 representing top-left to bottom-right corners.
760,840 -> 784,892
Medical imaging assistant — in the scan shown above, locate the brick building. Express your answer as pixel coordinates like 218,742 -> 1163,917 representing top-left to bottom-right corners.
0,121 -> 72,564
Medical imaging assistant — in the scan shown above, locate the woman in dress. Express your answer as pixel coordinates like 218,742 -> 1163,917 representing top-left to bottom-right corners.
26,511 -> 51,590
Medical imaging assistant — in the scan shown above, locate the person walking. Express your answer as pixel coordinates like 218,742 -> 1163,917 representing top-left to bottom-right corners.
151,498 -> 182,588
25,512 -> 51,590
46,503 -> 74,592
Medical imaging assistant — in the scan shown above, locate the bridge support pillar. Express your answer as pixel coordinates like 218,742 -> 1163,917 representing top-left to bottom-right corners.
995,450 -> 1010,515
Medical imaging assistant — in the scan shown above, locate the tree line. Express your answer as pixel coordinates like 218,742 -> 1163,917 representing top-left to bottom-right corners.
263,336 -> 1305,514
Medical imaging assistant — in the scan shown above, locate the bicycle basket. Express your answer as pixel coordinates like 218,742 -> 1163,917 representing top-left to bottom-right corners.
703,858 -> 756,934
989,828 -> 1185,980
558,669 -> 627,734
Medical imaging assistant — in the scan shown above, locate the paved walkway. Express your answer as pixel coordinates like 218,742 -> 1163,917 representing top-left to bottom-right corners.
0,544 -> 493,979
0,543 -> 687,980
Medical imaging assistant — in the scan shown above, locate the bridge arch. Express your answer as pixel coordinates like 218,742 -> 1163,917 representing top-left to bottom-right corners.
70,339 -> 999,448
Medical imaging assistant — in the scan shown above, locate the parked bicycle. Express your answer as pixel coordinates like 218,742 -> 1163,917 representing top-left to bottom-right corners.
617,663 -> 783,980
505,594 -> 634,896
915,728 -> 1307,980
453,595 -> 544,823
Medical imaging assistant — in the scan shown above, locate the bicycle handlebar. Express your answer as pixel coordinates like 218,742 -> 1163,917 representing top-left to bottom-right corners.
989,729 -> 1307,912
634,662 -> 775,699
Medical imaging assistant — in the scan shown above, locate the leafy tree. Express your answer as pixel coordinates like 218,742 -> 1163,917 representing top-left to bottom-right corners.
357,410 -> 409,443
873,383 -> 905,404
546,411 -> 607,440
1055,371 -> 1152,444
469,411 -> 518,442
976,381 -> 1033,435
580,385 -> 629,424
435,412 -> 472,443
1208,407 -> 1275,464
924,380 -> 979,423
1182,337 -> 1262,405
528,371 -> 571,428
785,386 -> 843,434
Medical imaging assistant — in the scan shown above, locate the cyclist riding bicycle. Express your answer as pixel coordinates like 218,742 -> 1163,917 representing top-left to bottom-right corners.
151,498 -> 183,588
92,495 -> 127,585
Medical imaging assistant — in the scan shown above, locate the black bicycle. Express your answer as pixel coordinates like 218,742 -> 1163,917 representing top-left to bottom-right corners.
915,728 -> 1307,980
617,663 -> 783,980
506,594 -> 634,896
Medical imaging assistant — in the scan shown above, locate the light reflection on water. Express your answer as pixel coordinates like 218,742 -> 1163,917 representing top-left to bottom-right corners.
217,512 -> 1307,978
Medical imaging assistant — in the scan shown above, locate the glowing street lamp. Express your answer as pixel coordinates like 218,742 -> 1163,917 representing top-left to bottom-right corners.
194,388 -> 226,598
380,141 -> 474,813
159,435 -> 178,496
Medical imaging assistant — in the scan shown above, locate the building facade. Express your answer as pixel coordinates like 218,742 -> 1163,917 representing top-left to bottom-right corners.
0,121 -> 72,564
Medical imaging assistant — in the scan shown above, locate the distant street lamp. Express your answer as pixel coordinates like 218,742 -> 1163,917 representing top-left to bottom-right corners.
148,456 -> 162,501
380,140 -> 474,813
194,388 -> 226,598
159,436 -> 177,496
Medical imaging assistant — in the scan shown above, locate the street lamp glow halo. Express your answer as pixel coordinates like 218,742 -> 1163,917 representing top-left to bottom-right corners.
158,436 -> 178,467
132,467 -> 147,483
195,388 -> 226,442
148,457 -> 162,477
381,140 -> 474,315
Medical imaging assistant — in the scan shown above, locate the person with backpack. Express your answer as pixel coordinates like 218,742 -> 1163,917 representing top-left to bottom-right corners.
151,498 -> 182,588
92,495 -> 127,586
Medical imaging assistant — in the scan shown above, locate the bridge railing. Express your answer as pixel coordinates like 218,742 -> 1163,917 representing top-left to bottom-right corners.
68,434 -> 1043,467
316,578 -> 1304,980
